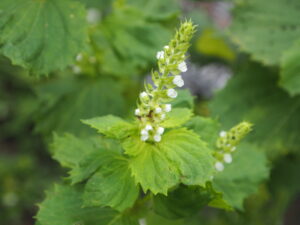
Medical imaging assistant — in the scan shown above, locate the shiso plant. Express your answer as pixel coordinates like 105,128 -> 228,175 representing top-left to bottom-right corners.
35,21 -> 267,225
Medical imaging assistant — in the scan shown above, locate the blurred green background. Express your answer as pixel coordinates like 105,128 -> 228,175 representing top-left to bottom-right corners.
1,0 -> 300,224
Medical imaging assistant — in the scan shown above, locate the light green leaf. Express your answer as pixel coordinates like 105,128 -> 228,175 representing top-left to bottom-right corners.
0,0 -> 88,75
209,62 -> 300,158
213,143 -> 269,210
185,116 -> 220,149
82,115 -> 133,139
280,39 -> 300,96
83,153 -> 139,211
229,0 -> 300,65
128,128 -> 215,194
161,108 -> 193,128
36,185 -> 139,225
34,77 -> 126,136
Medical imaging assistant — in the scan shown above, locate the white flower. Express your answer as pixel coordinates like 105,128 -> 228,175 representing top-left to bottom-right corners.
141,129 -> 148,136
135,108 -> 140,116
219,131 -> 227,137
178,61 -> 187,72
154,134 -> 161,142
87,8 -> 101,24
72,65 -> 81,74
231,146 -> 236,152
167,89 -> 177,98
76,53 -> 83,62
223,153 -> 232,164
156,51 -> 164,60
215,161 -> 224,172
173,75 -> 184,87
156,127 -> 164,135
145,124 -> 153,131
164,45 -> 169,50
141,134 -> 149,142
161,113 -> 166,119
155,107 -> 162,113
140,92 -> 148,99
164,104 -> 172,112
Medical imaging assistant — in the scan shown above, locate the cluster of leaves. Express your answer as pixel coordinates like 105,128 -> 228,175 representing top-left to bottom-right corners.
35,89 -> 268,224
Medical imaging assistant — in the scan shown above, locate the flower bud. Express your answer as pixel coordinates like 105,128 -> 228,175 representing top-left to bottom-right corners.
215,161 -> 224,172
145,124 -> 153,131
156,127 -> 164,135
178,61 -> 187,72
154,134 -> 162,142
155,107 -> 162,114
156,51 -> 164,60
164,104 -> 172,112
173,75 -> 184,87
141,134 -> 149,142
223,153 -> 232,164
141,129 -> 148,136
135,108 -> 141,116
167,89 -> 177,98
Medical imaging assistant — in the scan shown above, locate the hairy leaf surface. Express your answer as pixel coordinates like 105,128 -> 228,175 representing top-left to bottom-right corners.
127,128 -> 214,194
0,0 -> 88,75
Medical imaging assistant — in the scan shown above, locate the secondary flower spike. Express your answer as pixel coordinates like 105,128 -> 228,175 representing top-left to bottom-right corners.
134,21 -> 196,142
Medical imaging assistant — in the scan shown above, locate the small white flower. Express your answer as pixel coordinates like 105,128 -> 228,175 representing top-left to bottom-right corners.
156,127 -> 164,135
140,92 -> 148,99
164,104 -> 172,112
72,65 -> 81,74
135,108 -> 140,116
156,51 -> 164,60
164,45 -> 169,50
231,146 -> 236,152
215,161 -> 224,172
155,107 -> 162,113
141,134 -> 149,142
219,131 -> 227,137
76,53 -> 83,62
223,153 -> 232,164
154,134 -> 161,142
141,129 -> 148,136
161,113 -> 166,119
87,8 -> 101,24
167,89 -> 177,98
145,124 -> 153,131
178,61 -> 187,72
173,75 -> 184,87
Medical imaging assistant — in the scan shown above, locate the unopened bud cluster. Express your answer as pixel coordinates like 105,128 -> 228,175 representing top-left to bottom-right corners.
134,21 -> 196,142
214,122 -> 252,172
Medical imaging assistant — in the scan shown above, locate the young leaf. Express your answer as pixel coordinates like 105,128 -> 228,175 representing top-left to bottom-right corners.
127,128 -> 215,195
36,185 -> 139,225
161,108 -> 193,128
0,0 -> 88,75
212,143 -> 269,210
82,115 -> 134,139
229,0 -> 300,65
83,153 -> 139,211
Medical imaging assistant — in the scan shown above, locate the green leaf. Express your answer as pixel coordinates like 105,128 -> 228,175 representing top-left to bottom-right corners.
153,184 -> 230,220
36,184 -> 139,225
161,108 -> 193,128
34,77 -> 126,136
229,0 -> 300,65
82,115 -> 133,139
0,0 -> 88,75
51,133 -> 102,168
209,62 -> 300,158
172,90 -> 195,109
127,128 -> 215,194
280,39 -> 300,96
185,116 -> 220,149
92,6 -> 174,77
212,143 -> 269,210
83,153 -> 139,211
